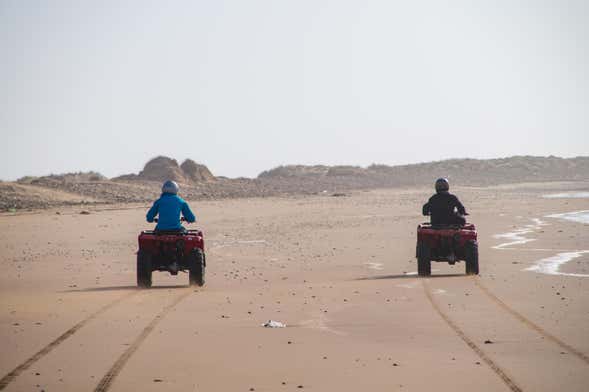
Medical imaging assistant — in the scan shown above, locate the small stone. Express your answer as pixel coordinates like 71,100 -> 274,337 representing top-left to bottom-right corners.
153,379 -> 163,383
484,340 -> 493,344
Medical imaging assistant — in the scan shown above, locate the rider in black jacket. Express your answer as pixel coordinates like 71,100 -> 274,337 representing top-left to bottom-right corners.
422,178 -> 468,225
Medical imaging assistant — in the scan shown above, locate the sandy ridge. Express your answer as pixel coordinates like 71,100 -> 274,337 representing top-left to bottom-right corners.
3,156 -> 588,211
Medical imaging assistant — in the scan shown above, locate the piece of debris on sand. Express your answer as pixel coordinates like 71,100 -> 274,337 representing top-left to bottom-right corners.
262,320 -> 286,328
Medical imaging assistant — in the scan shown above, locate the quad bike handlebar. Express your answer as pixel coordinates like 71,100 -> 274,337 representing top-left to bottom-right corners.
423,211 -> 469,216
153,217 -> 189,223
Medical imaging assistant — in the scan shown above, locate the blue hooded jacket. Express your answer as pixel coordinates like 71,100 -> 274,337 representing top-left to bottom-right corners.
146,193 -> 196,230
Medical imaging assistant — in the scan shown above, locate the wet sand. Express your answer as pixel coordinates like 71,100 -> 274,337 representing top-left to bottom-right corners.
1,185 -> 588,391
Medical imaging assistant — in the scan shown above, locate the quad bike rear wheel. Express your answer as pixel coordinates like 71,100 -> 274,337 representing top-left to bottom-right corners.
465,240 -> 479,275
137,250 -> 153,288
188,248 -> 205,286
417,241 -> 431,277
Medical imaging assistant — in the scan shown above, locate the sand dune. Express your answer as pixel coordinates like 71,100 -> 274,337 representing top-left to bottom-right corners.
2,156 -> 588,211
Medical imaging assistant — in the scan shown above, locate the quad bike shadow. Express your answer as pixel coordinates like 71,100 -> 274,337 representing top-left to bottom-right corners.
416,221 -> 479,277
137,218 -> 206,288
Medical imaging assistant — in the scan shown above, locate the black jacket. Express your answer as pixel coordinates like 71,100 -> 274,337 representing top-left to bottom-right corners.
422,192 -> 466,225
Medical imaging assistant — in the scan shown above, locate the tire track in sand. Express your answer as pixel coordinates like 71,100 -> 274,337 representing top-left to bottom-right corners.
473,277 -> 589,365
422,280 -> 523,392
94,289 -> 192,392
0,291 -> 139,390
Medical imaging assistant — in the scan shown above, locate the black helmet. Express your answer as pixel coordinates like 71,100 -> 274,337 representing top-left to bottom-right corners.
162,180 -> 179,194
435,178 -> 449,193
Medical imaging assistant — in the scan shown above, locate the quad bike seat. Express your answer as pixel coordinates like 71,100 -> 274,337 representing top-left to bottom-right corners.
420,222 -> 476,231
154,229 -> 187,235
430,223 -> 464,230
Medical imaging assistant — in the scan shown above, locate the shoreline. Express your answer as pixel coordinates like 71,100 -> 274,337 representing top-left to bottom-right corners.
493,206 -> 589,277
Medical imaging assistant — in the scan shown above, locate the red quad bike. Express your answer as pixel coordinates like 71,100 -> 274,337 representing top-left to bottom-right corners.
415,222 -> 479,276
137,218 -> 205,288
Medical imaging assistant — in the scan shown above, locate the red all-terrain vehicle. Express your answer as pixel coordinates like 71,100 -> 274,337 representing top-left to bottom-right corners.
415,223 -> 479,276
137,218 -> 206,288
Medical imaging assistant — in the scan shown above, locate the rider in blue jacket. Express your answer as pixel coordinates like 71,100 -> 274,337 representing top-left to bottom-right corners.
146,180 -> 196,231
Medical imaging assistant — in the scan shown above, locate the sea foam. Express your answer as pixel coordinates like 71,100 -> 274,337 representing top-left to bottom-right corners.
546,210 -> 589,225
493,213 -> 589,277
492,218 -> 547,249
524,251 -> 589,277
542,192 -> 589,199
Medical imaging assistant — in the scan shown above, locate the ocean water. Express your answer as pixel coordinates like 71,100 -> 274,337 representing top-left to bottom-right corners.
492,218 -> 547,249
524,251 -> 589,277
542,192 -> 589,199
493,214 -> 589,277
546,210 -> 589,225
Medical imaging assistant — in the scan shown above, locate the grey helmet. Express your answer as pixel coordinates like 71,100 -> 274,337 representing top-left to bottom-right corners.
435,178 -> 449,193
162,180 -> 179,194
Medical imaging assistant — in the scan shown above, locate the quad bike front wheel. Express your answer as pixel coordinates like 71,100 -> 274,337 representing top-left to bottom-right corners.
417,241 -> 431,277
188,248 -> 205,286
465,240 -> 479,275
137,250 -> 153,288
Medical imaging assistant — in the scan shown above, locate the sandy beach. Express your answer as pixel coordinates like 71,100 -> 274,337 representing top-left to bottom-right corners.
1,184 -> 588,391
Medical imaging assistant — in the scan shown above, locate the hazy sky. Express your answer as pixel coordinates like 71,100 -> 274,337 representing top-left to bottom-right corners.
1,0 -> 588,180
